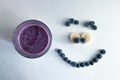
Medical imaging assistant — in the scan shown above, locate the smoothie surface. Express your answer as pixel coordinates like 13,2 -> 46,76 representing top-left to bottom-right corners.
20,25 -> 48,54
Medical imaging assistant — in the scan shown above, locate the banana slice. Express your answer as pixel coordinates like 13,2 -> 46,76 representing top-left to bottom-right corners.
70,32 -> 80,44
80,32 -> 91,43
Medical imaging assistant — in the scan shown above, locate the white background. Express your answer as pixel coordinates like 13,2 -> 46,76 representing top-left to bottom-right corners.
0,0 -> 120,80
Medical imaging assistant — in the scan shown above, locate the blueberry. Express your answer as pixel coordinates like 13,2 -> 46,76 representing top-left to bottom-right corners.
65,21 -> 70,26
84,62 -> 89,66
89,61 -> 94,65
92,58 -> 98,63
96,54 -> 102,59
91,25 -> 97,30
84,22 -> 90,27
59,53 -> 65,58
71,62 -> 77,67
67,60 -> 72,64
56,49 -> 62,53
74,20 -> 79,25
100,49 -> 106,54
81,38 -> 86,43
74,38 -> 80,43
63,57 -> 68,61
69,18 -> 74,23
76,63 -> 80,68
79,62 -> 85,67
89,21 -> 95,25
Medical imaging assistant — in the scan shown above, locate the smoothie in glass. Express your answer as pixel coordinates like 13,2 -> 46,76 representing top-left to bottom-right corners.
13,20 -> 52,58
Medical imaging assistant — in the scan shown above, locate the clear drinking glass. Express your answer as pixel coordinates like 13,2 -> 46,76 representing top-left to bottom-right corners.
13,20 -> 52,58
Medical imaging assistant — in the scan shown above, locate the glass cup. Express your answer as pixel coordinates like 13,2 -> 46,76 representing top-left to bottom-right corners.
13,20 -> 52,58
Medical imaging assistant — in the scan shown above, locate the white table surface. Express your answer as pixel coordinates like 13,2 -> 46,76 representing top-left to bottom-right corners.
0,0 -> 120,80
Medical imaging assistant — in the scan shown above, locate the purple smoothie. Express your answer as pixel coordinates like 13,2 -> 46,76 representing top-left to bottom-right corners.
13,20 -> 52,58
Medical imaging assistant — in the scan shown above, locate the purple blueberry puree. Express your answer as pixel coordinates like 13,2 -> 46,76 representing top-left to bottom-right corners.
13,20 -> 52,58
20,25 -> 48,54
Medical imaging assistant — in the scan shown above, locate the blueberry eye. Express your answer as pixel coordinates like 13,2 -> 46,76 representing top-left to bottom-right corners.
69,32 -> 80,44
80,38 -> 86,43
80,32 -> 91,44
73,38 -> 80,43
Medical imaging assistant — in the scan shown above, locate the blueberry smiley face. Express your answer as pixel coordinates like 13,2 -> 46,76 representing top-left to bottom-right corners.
55,19 -> 106,68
